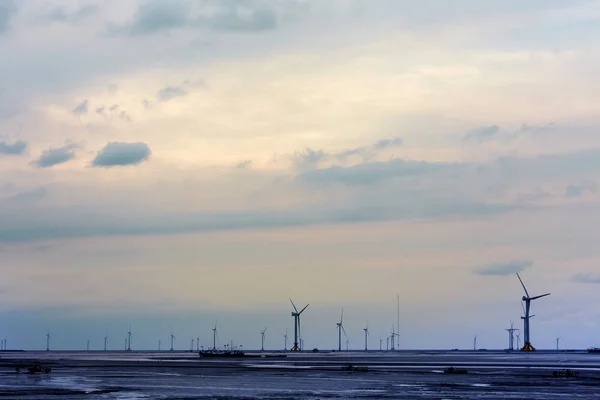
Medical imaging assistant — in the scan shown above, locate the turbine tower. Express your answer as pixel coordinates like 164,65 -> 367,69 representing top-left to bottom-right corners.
260,326 -> 267,351
46,333 -> 50,351
516,332 -> 521,349
363,322 -> 369,351
516,273 -> 550,351
336,309 -> 348,351
197,333 -> 200,351
290,299 -> 309,351
104,335 -> 108,351
505,321 -> 519,351
127,325 -> 132,351
390,325 -> 399,351
284,330 -> 288,351
473,335 -> 477,351
556,336 -> 561,351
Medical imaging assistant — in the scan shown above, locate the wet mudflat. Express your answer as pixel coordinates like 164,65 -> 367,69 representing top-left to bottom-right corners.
2,351 -> 600,399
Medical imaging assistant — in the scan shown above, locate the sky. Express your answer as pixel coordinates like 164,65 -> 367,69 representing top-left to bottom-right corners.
1,0 -> 600,352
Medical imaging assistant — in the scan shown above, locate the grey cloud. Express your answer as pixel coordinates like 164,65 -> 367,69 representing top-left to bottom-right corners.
108,0 -> 277,36
292,148 -> 328,170
34,144 -> 78,168
474,260 -> 532,276
236,160 -> 253,169
464,125 -> 500,142
373,137 -> 403,149
92,142 -> 151,167
297,158 -> 456,186
565,181 -> 598,198
572,273 -> 600,284
0,0 -> 17,35
96,104 -> 132,122
0,198 -> 518,243
157,86 -> 187,101
294,136 -> 404,169
0,140 -> 26,155
72,99 -> 89,116
47,4 -> 98,23
2,187 -> 47,205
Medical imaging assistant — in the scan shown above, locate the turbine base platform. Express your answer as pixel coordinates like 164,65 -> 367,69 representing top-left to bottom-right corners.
291,345 -> 300,351
520,343 -> 536,352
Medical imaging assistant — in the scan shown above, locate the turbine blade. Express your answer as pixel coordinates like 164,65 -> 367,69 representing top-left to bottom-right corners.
290,298 -> 298,313
521,301 -> 526,316
299,304 -> 309,314
516,273 -> 530,298
342,325 -> 348,340
340,308 -> 344,323
531,293 -> 550,300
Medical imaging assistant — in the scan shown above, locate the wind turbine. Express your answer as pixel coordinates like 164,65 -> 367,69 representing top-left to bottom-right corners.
473,335 -> 477,351
363,322 -> 369,351
516,332 -> 521,349
556,336 -> 561,352
212,323 -> 219,350
104,335 -> 108,351
290,299 -> 309,351
506,321 -> 519,351
260,326 -> 267,351
87,339 -> 90,351
284,330 -> 288,351
170,331 -> 176,351
516,273 -> 550,351
336,309 -> 348,351
197,333 -> 200,351
390,325 -> 399,351
127,325 -> 132,351
46,333 -> 50,351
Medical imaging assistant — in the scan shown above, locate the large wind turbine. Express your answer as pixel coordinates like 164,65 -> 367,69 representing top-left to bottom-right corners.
260,326 -> 267,351
290,299 -> 309,351
336,309 -> 348,351
170,331 -> 176,351
516,273 -> 550,351
46,333 -> 50,351
505,321 -> 519,351
363,322 -> 369,351
127,326 -> 132,351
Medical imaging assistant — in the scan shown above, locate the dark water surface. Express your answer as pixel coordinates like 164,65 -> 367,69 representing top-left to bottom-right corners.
2,350 -> 600,399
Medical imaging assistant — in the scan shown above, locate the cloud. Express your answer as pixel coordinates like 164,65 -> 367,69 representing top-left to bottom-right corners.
292,148 -> 328,170
474,260 -> 533,276
107,0 -> 278,36
0,197 -> 518,243
0,0 -> 17,35
297,158 -> 455,186
1,187 -> 47,205
72,99 -> 89,116
92,142 -> 151,167
96,104 -> 132,122
0,140 -> 26,155
46,4 -> 98,23
34,144 -> 78,168
157,86 -> 187,101
572,273 -> 600,284
236,160 -> 253,169
464,125 -> 500,142
565,181 -> 598,198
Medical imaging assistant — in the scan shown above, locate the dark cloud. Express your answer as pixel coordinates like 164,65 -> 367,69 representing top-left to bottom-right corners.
34,144 -> 78,168
474,260 -> 532,276
72,99 -> 89,116
464,125 -> 500,142
236,160 -> 253,169
92,142 -> 151,167
572,273 -> 600,284
0,0 -> 17,35
47,4 -> 98,23
0,140 -> 26,155
157,86 -> 187,101
107,0 -> 277,36
564,181 -> 598,198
